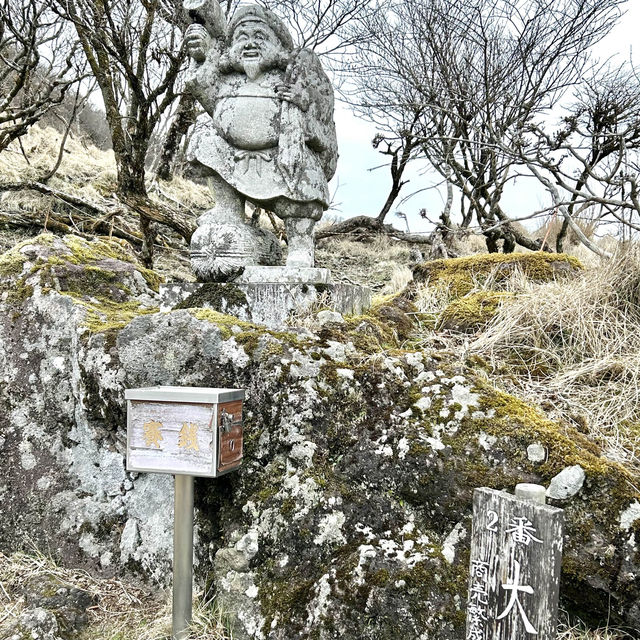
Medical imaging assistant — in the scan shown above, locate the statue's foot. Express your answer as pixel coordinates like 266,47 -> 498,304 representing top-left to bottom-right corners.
285,218 -> 315,267
190,221 -> 281,282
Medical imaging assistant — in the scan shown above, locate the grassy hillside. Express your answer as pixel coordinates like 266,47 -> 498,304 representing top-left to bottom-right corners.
0,127 -> 637,640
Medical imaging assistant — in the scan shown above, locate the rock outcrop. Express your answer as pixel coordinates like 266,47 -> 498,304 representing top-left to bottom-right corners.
1,235 -> 638,639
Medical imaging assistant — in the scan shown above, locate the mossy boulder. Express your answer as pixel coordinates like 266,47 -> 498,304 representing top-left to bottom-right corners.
412,252 -> 583,298
0,234 -> 638,639
0,233 -> 160,332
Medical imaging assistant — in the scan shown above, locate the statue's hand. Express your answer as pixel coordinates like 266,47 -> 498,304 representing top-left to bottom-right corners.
184,24 -> 211,63
275,83 -> 310,112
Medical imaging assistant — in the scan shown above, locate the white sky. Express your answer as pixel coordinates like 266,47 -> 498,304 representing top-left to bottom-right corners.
329,0 -> 640,233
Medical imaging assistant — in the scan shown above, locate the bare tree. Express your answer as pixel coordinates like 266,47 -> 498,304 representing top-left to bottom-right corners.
52,0 -> 187,265
348,0 -> 625,252
516,64 -> 640,254
0,0 -> 80,154
260,0 -> 374,64
371,109 -> 421,224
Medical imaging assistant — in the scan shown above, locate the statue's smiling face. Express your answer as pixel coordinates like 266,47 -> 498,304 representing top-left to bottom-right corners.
230,22 -> 281,68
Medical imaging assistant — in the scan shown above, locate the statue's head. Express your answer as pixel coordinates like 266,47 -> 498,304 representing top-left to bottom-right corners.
219,6 -> 293,78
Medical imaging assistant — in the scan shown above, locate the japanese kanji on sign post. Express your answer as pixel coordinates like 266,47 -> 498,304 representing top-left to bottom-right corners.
125,386 -> 245,640
466,486 -> 564,640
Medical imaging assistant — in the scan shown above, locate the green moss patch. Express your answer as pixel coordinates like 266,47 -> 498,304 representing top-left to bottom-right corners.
0,234 -> 162,331
74,296 -> 158,333
61,236 -> 161,292
188,308 -> 312,356
318,294 -> 417,353
412,252 -> 582,298
439,291 -> 514,332
174,283 -> 248,312
465,380 -> 608,474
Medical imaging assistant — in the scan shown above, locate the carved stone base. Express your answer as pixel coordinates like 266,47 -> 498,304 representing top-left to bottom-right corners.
236,266 -> 333,284
160,278 -> 371,329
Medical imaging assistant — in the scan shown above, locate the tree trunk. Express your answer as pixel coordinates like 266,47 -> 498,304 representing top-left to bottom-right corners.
156,92 -> 198,181
376,137 -> 415,223
114,144 -> 157,268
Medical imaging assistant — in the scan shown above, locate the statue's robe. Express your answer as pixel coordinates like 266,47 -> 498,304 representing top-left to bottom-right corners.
187,49 -> 337,209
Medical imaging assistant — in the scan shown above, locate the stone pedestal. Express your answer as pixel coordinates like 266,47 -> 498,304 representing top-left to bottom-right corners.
160,268 -> 371,329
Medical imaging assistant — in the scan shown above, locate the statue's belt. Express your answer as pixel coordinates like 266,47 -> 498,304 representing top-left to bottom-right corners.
233,149 -> 273,176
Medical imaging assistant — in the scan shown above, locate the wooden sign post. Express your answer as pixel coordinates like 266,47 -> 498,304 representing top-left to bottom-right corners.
466,484 -> 564,640
125,386 -> 245,640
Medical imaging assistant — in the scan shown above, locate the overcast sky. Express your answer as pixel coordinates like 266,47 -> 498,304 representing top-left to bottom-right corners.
329,1 -> 640,233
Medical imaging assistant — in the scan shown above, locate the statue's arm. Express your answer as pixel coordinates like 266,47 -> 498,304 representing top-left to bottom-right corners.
183,0 -> 227,115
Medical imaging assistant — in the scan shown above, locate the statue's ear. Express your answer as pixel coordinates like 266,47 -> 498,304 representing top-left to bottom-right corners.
218,52 -> 232,73
277,49 -> 292,70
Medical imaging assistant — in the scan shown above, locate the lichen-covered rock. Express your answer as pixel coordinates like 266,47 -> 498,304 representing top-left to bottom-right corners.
2,607 -> 62,640
17,575 -> 95,637
1,235 -> 638,638
0,234 -> 166,579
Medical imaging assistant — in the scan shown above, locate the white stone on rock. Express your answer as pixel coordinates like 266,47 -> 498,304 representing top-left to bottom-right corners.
36,476 -> 52,490
289,440 -> 317,467
100,551 -> 113,567
317,310 -> 344,326
449,383 -> 479,415
313,511 -> 346,546
415,397 -> 432,411
19,440 -> 37,470
620,500 -> 640,531
442,522 -> 467,564
397,437 -> 410,460
527,443 -> 546,463
120,518 -> 141,563
546,465 -> 585,499
477,432 -> 497,451
235,529 -> 260,559
245,584 -> 259,598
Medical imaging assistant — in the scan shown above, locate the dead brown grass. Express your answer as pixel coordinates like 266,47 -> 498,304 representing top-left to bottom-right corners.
0,125 -> 210,212
316,235 -> 416,290
557,611 -> 635,640
0,550 -> 230,640
470,246 -> 640,464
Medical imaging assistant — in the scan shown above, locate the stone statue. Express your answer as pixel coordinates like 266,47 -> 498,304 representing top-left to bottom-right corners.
183,0 -> 338,281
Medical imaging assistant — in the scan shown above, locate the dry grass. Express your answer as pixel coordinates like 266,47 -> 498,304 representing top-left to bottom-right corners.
0,125 -> 210,214
558,627 -> 634,640
284,289 -> 334,330
0,550 -> 230,640
534,207 -> 601,249
316,234 -> 416,290
0,551 -> 630,640
557,611 -> 635,640
470,247 -> 640,464
384,264 -> 414,294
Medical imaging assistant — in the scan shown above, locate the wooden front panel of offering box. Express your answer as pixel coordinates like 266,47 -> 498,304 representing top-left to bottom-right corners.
127,400 -> 216,476
217,399 -> 243,474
